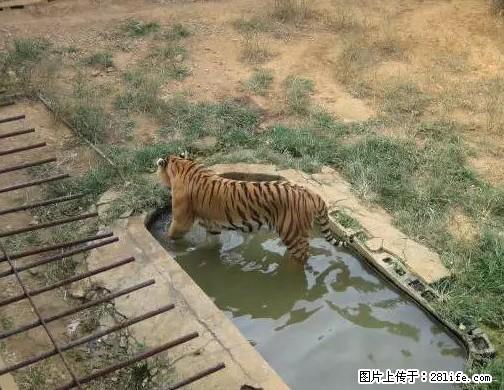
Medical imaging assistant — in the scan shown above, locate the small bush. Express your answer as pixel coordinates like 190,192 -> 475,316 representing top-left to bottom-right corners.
484,77 -> 504,133
3,38 -> 50,66
382,82 -> 431,120
115,70 -> 164,114
240,32 -> 272,64
334,30 -> 404,87
84,52 -> 113,68
53,79 -> 112,144
340,136 -> 418,206
283,75 -> 314,114
165,23 -> 191,40
232,16 -> 270,33
490,0 -> 504,15
323,7 -> 362,33
244,69 -> 274,95
121,19 -> 160,37
272,0 -> 311,24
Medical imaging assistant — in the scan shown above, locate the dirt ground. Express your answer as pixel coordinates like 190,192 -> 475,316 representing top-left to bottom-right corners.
1,0 -> 503,182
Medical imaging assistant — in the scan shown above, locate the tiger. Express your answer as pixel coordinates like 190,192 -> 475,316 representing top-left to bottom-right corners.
156,155 -> 348,263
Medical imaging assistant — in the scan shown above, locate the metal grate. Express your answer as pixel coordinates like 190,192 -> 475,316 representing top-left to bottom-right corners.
0,106 -> 225,389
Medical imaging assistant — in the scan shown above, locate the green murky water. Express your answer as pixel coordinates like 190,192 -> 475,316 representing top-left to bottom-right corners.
149,210 -> 466,389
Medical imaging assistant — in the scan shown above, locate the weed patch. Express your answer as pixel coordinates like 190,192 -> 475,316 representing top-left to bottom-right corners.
283,75 -> 314,115
483,77 -> 504,133
244,69 -> 274,95
233,16 -> 271,33
240,32 -> 272,64
381,81 -> 431,120
84,51 -> 113,68
335,29 -> 404,91
165,23 -> 191,40
121,18 -> 160,37
272,0 -> 311,25
490,0 -> 504,15
2,38 -> 50,66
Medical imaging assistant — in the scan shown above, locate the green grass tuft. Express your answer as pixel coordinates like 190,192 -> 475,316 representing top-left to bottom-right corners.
232,16 -> 270,33
240,32 -> 272,64
84,51 -> 113,68
283,75 -> 315,115
382,81 -> 431,120
165,23 -> 191,40
121,19 -> 160,37
244,69 -> 274,95
3,38 -> 50,66
272,0 -> 311,24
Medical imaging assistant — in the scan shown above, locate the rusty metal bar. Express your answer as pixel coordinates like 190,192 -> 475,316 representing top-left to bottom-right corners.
0,157 -> 56,175
168,363 -> 226,390
0,142 -> 46,157
0,236 -> 118,278
0,256 -> 135,308
0,173 -> 69,193
0,114 -> 25,124
0,304 -> 177,376
56,331 -> 197,390
0,212 -> 98,238
0,127 -> 34,139
0,193 -> 84,216
0,279 -> 155,340
0,238 -> 83,388
0,231 -> 112,262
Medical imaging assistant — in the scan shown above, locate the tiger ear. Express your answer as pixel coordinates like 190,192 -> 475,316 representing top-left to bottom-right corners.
179,150 -> 190,159
156,158 -> 167,168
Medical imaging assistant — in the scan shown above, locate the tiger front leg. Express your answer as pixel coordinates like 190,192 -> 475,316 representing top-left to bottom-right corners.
167,195 -> 195,239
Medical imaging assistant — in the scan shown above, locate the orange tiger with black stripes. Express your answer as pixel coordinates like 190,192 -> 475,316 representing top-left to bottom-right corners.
156,155 -> 348,263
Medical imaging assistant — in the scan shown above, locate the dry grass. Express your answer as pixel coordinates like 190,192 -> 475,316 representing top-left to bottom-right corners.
336,31 -> 404,79
484,77 -> 504,133
271,0 -> 311,25
490,0 -> 504,15
322,6 -> 364,33
240,32 -> 273,64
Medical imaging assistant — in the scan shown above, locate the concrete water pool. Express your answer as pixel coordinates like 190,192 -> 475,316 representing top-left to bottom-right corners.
148,209 -> 466,389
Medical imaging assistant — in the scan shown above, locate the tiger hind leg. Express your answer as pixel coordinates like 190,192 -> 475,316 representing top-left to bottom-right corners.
285,236 -> 310,264
198,220 -> 222,235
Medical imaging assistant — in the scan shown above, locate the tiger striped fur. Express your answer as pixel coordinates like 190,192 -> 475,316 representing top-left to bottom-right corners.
156,155 -> 348,263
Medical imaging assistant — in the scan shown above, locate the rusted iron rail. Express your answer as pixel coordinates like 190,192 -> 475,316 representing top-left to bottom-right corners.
0,241 -> 84,388
0,304 -> 177,375
0,142 -> 46,156
0,279 -> 155,340
169,363 -> 227,390
0,211 -> 98,238
0,109 -> 225,389
0,256 -> 136,307
0,156 -> 56,175
0,193 -> 84,216
0,114 -> 25,124
56,332 -> 200,390
0,101 -> 15,108
0,231 -> 111,261
0,173 -> 69,193
0,127 -> 34,139
0,236 -> 118,278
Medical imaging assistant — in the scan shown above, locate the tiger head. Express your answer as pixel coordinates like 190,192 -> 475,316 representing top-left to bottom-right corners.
156,153 -> 191,188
